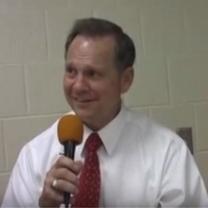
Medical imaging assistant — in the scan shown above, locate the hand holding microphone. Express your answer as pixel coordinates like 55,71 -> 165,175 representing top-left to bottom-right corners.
39,115 -> 83,208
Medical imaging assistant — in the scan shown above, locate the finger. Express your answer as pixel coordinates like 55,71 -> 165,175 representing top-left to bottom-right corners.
39,178 -> 64,207
52,155 -> 72,169
46,184 -> 64,203
73,160 -> 83,173
53,167 -> 79,186
53,156 -> 83,174
52,178 -> 78,195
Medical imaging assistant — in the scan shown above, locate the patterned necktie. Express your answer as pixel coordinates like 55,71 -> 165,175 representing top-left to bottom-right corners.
72,132 -> 102,207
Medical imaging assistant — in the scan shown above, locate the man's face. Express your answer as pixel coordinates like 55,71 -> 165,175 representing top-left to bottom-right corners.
64,35 -> 133,130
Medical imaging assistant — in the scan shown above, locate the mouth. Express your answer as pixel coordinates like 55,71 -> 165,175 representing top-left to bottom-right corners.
73,97 -> 94,104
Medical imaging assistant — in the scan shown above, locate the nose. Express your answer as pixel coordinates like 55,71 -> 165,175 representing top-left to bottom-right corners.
73,73 -> 89,92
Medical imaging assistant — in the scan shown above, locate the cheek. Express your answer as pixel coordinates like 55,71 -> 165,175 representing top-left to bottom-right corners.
99,81 -> 121,98
63,76 -> 72,95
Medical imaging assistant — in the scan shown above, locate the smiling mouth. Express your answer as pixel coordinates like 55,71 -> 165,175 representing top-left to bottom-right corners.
73,98 -> 94,103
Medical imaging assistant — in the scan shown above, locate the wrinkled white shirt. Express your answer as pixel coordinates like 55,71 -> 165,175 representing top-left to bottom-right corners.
2,106 -> 208,207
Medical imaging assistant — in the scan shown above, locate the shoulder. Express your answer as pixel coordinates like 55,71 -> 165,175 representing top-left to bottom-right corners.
123,107 -> 195,174
28,119 -> 59,149
15,114 -> 74,175
124,107 -> 187,152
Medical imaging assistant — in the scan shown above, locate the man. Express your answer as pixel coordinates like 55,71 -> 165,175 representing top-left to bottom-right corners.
2,18 -> 208,207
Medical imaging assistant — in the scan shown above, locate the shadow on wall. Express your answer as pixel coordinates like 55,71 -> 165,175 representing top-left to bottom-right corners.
176,127 -> 193,154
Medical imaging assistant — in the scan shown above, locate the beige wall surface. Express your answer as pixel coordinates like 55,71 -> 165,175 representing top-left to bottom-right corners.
0,0 -> 208,202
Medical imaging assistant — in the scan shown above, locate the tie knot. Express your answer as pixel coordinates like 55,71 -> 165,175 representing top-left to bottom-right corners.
85,132 -> 102,153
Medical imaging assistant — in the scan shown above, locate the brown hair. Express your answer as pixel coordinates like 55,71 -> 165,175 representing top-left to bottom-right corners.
65,17 -> 136,71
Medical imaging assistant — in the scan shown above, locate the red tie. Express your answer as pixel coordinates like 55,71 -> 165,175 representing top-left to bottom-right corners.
72,132 -> 102,207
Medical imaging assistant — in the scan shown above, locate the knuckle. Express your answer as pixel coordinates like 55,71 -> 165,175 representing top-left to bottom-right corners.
60,168 -> 77,184
55,156 -> 73,168
56,155 -> 64,163
60,168 -> 69,176
57,167 -> 73,179
58,180 -> 76,194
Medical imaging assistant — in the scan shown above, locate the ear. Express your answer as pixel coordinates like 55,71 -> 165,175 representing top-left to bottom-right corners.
120,67 -> 134,94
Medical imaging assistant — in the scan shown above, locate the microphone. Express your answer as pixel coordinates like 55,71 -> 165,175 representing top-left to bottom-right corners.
57,114 -> 83,208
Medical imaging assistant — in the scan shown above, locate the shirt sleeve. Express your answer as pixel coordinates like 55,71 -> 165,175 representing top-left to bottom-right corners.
158,137 -> 208,207
1,145 -> 41,207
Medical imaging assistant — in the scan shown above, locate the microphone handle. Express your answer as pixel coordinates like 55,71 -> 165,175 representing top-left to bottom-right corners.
63,141 -> 76,208
64,141 -> 76,159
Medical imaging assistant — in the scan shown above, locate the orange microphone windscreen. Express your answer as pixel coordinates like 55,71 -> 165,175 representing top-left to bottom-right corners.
58,115 -> 83,144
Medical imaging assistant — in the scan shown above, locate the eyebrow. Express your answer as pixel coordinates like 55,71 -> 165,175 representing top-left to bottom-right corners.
65,62 -> 104,72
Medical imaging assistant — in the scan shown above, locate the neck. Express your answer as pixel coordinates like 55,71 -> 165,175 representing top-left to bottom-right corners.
86,102 -> 122,131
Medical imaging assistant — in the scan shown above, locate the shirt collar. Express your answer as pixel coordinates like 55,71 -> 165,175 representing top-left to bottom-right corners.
79,105 -> 127,156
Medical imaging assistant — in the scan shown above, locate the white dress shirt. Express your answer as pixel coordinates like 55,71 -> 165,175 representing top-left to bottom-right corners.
2,106 -> 208,207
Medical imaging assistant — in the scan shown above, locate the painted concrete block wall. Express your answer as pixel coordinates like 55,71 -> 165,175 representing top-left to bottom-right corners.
0,0 -> 208,202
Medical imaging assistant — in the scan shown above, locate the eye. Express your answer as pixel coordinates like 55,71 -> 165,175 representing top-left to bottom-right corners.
86,69 -> 96,77
85,68 -> 102,80
65,65 -> 77,77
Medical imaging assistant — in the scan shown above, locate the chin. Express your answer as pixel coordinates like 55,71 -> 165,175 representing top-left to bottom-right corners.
74,109 -> 92,120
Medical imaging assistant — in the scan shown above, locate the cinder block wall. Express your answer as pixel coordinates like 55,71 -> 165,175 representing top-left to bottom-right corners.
0,0 -> 208,202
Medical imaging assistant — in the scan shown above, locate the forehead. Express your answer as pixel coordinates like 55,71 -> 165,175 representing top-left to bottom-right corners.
66,35 -> 116,61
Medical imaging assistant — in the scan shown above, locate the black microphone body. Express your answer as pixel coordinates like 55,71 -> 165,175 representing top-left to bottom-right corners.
64,141 -> 76,159
63,141 -> 76,208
